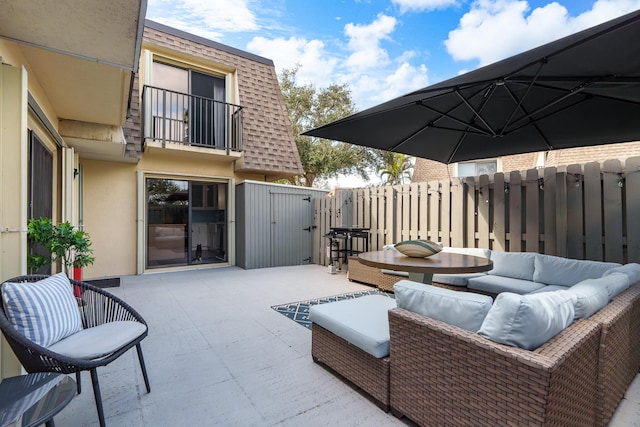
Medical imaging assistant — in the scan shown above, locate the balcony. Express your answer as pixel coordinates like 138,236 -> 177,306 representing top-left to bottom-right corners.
142,85 -> 243,156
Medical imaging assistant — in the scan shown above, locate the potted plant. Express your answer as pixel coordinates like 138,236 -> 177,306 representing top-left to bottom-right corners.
27,217 -> 95,279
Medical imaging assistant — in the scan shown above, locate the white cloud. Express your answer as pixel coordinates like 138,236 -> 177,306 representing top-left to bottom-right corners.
350,61 -> 429,107
247,37 -> 338,87
248,13 -> 429,109
379,62 -> 429,101
344,14 -> 397,71
392,0 -> 460,13
147,0 -> 258,34
445,0 -> 640,66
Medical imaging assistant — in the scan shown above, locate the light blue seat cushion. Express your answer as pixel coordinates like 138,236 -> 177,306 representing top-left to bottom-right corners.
48,321 -> 147,359
467,275 -> 546,295
394,280 -> 492,332
565,282 -> 610,319
309,295 -> 397,358
533,254 -> 621,286
2,273 -> 83,347
432,272 -> 487,287
428,247 -> 491,286
382,269 -> 484,287
478,291 -> 576,350
489,251 -> 537,281
603,263 -> 640,285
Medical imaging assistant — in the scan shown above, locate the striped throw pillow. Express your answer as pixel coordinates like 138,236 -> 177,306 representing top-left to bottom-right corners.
2,273 -> 83,348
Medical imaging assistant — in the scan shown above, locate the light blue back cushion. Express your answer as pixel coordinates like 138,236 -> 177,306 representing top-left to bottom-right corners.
2,273 -> 82,347
578,273 -> 630,300
566,282 -> 609,319
442,247 -> 492,259
533,254 -> 621,286
394,280 -> 493,332
478,291 -> 576,350
603,263 -> 640,285
488,252 -> 537,281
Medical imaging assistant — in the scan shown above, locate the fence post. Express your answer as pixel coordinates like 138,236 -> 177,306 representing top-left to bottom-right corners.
603,159 -> 624,263
450,179 -> 465,248
627,157 -> 640,263
555,172 -> 568,258
543,167 -> 557,255
509,171 -> 522,252
477,175 -> 490,249
493,173 -> 506,251
584,162 -> 603,261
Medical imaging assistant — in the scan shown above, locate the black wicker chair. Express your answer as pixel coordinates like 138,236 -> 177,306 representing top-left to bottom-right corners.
0,275 -> 150,427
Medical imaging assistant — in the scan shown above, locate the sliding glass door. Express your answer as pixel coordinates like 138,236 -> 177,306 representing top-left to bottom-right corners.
146,178 -> 228,269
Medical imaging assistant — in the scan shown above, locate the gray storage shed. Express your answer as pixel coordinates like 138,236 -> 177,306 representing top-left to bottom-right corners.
236,181 -> 329,269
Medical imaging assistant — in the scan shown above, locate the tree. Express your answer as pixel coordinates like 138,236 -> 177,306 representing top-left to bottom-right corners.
279,67 -> 376,187
377,152 -> 414,185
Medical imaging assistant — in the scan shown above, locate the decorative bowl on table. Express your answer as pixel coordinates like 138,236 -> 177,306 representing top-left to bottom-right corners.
394,240 -> 442,257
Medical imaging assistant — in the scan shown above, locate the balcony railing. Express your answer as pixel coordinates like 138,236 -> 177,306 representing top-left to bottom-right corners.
142,85 -> 243,153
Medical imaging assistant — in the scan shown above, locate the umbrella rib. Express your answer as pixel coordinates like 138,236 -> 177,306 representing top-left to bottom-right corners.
506,80 -> 594,130
447,83 -> 500,163
391,85 -> 494,154
502,83 -> 553,150
454,88 -> 497,136
520,80 -> 640,106
504,96 -> 591,137
416,102 -> 494,136
502,60 -> 546,134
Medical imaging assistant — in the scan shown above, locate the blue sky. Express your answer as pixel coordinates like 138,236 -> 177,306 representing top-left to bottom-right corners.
147,0 -> 640,111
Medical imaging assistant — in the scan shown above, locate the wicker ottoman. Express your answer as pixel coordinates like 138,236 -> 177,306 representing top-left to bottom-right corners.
310,295 -> 396,411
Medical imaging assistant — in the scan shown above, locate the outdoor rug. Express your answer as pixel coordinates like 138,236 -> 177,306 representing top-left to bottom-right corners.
271,289 -> 394,330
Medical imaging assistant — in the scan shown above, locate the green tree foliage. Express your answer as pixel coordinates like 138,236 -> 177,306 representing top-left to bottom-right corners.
377,152 -> 414,185
279,67 -> 376,187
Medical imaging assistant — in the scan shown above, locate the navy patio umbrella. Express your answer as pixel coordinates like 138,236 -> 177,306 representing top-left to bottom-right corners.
303,9 -> 640,164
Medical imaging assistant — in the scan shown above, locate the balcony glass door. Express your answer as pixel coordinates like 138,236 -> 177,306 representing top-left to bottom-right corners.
147,179 -> 189,268
189,181 -> 227,264
190,71 -> 225,148
152,61 -> 225,147
151,62 -> 189,143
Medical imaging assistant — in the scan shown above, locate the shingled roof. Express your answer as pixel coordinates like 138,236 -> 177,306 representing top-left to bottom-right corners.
123,20 -> 303,179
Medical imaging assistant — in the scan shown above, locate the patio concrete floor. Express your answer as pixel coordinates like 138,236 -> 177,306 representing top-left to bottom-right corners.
54,264 -> 640,426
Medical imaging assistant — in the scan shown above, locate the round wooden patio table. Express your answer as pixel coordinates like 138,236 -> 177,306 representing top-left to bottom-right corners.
358,250 -> 493,284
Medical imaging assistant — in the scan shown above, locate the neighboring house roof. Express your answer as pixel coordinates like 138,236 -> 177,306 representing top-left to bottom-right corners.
412,141 -> 640,182
123,20 -> 303,179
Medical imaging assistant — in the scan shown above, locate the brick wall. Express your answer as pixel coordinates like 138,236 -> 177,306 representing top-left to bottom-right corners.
412,141 -> 640,182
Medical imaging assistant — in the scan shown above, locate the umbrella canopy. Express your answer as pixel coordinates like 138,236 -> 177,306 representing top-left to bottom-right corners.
303,10 -> 640,164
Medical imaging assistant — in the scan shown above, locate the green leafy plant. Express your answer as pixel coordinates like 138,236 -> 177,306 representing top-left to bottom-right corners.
27,217 -> 95,275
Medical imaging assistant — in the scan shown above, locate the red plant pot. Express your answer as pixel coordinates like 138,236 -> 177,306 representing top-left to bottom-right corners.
73,267 -> 82,297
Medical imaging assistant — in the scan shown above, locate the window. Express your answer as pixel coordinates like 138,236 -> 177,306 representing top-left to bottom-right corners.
27,131 -> 53,274
456,160 -> 497,177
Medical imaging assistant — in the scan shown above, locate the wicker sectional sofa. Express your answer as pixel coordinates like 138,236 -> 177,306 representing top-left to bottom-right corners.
310,251 -> 640,426
388,282 -> 640,426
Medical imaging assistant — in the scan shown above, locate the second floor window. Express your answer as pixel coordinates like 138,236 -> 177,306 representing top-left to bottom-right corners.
456,160 -> 497,177
151,61 -> 226,147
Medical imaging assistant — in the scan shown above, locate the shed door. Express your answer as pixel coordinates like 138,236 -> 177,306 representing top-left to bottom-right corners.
270,193 -> 313,266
